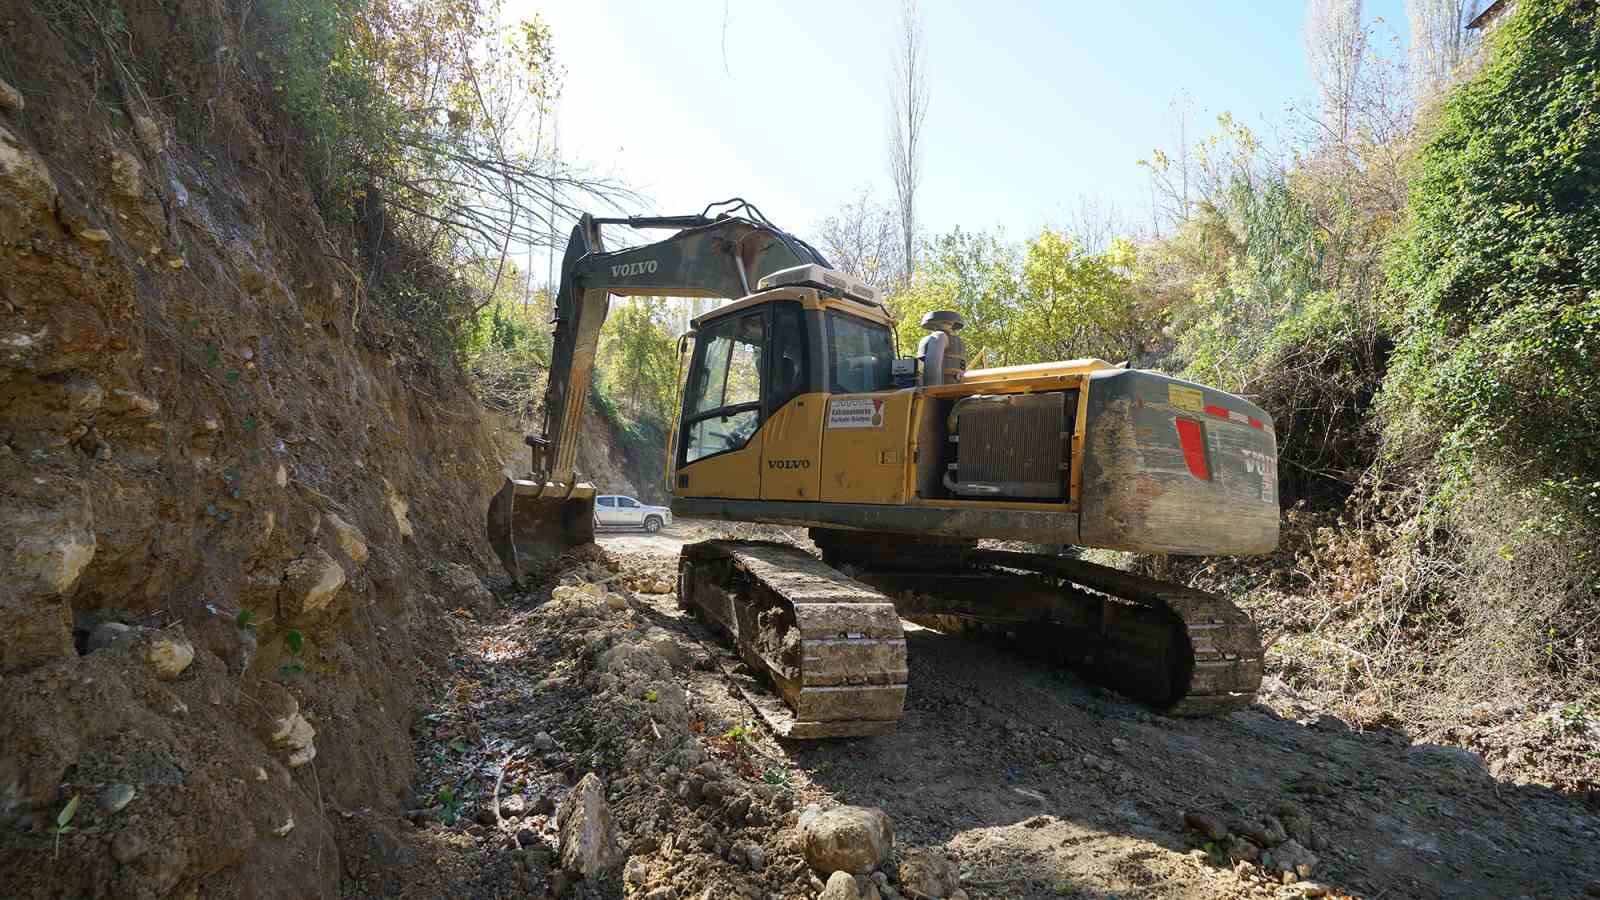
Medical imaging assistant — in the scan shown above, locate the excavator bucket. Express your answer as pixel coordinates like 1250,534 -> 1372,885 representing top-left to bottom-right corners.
486,478 -> 597,583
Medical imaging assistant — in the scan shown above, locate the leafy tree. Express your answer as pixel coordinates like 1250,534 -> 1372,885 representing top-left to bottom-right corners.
889,229 -> 1022,367
889,228 -> 1157,370
1018,230 -> 1146,365
598,298 -> 681,423
259,0 -> 627,352
463,268 -> 552,418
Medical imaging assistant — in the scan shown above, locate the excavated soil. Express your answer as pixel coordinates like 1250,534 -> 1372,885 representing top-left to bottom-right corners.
380,528 -> 1600,900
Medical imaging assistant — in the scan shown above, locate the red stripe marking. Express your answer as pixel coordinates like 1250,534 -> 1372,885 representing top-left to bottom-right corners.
1204,402 -> 1266,431
1174,418 -> 1210,481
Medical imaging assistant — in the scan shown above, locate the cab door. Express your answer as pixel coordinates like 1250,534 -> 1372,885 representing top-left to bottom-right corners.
760,301 -> 824,501
675,307 -> 768,499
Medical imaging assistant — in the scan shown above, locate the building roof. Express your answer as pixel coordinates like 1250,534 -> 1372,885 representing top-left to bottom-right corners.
1468,0 -> 1515,30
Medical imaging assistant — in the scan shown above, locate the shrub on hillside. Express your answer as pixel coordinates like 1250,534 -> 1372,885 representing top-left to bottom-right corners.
1383,0 -> 1600,522
1378,0 -> 1600,691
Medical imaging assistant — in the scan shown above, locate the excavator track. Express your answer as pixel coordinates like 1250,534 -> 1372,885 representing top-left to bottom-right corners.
677,540 -> 907,738
971,550 -> 1263,715
817,534 -> 1262,716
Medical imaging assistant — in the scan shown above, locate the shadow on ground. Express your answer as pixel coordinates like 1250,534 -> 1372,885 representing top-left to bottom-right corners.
769,627 -> 1599,899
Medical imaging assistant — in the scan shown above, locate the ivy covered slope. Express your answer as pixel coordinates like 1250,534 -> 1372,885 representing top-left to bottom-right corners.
1384,0 -> 1600,524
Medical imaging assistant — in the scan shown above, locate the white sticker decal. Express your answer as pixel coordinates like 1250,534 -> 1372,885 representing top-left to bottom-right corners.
828,397 -> 885,429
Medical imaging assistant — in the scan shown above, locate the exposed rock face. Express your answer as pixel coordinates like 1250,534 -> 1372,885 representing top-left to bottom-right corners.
0,122 -> 56,217
0,78 -> 22,112
557,772 -> 621,878
0,475 -> 94,672
108,149 -> 142,198
324,512 -> 369,565
438,563 -> 493,613
0,4 -> 506,896
384,478 -> 415,539
798,804 -> 894,875
258,682 -> 318,768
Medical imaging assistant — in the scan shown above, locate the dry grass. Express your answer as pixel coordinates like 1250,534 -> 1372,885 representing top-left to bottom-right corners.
1147,476 -> 1600,793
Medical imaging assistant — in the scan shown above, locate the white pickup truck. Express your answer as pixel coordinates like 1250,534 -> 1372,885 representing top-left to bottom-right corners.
593,494 -> 672,533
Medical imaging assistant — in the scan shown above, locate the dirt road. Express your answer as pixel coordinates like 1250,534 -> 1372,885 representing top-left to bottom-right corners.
365,527 -> 1600,900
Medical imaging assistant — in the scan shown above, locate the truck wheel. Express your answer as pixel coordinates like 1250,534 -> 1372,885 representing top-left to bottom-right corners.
644,516 -> 663,534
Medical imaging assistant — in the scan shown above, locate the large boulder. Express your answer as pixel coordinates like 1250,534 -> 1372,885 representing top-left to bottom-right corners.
798,804 -> 893,875
322,512 -> 368,565
256,683 -> 317,767
899,848 -> 961,898
558,773 -> 621,878
0,477 -> 95,672
0,123 -> 57,216
1265,838 -> 1318,882
438,563 -> 494,615
141,629 -> 195,680
109,149 -> 143,198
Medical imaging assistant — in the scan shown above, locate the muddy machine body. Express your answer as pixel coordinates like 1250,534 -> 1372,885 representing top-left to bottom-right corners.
490,204 -> 1278,737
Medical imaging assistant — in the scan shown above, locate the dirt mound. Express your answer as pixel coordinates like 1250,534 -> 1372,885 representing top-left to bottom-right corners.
0,3 -> 502,895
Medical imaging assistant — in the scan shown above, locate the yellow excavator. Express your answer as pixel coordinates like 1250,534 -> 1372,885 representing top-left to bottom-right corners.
489,201 -> 1277,737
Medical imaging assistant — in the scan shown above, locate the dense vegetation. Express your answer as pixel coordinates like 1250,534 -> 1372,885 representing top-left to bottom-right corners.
260,0 -> 617,361
1385,0 -> 1600,525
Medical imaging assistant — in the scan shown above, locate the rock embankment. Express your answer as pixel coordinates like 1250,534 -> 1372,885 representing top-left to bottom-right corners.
0,8 -> 504,896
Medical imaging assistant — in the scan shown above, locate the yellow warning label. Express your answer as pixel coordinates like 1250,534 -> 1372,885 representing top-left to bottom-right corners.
1168,385 -> 1204,412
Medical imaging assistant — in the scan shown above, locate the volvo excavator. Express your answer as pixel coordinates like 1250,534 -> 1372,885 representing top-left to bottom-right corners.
488,200 -> 1278,738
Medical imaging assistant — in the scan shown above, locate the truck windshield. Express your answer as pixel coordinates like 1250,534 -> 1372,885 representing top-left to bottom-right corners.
826,311 -> 893,393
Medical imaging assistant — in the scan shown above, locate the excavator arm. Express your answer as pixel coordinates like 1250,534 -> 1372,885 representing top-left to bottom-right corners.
490,206 -> 826,579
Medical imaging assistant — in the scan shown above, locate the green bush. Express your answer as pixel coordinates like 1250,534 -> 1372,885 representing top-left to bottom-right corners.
1383,0 -> 1600,524
1377,0 -> 1600,688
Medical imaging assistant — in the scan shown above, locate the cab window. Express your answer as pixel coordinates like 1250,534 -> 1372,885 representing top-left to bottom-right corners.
826,311 -> 893,393
681,310 -> 765,464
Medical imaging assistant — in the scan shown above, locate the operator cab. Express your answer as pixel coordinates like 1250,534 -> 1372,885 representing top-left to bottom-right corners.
671,267 -> 896,492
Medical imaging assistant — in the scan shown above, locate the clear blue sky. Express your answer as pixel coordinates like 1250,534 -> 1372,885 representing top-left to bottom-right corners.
508,0 -> 1410,259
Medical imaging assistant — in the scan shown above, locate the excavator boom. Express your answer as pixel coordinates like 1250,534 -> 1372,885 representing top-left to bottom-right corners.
489,205 -> 837,579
